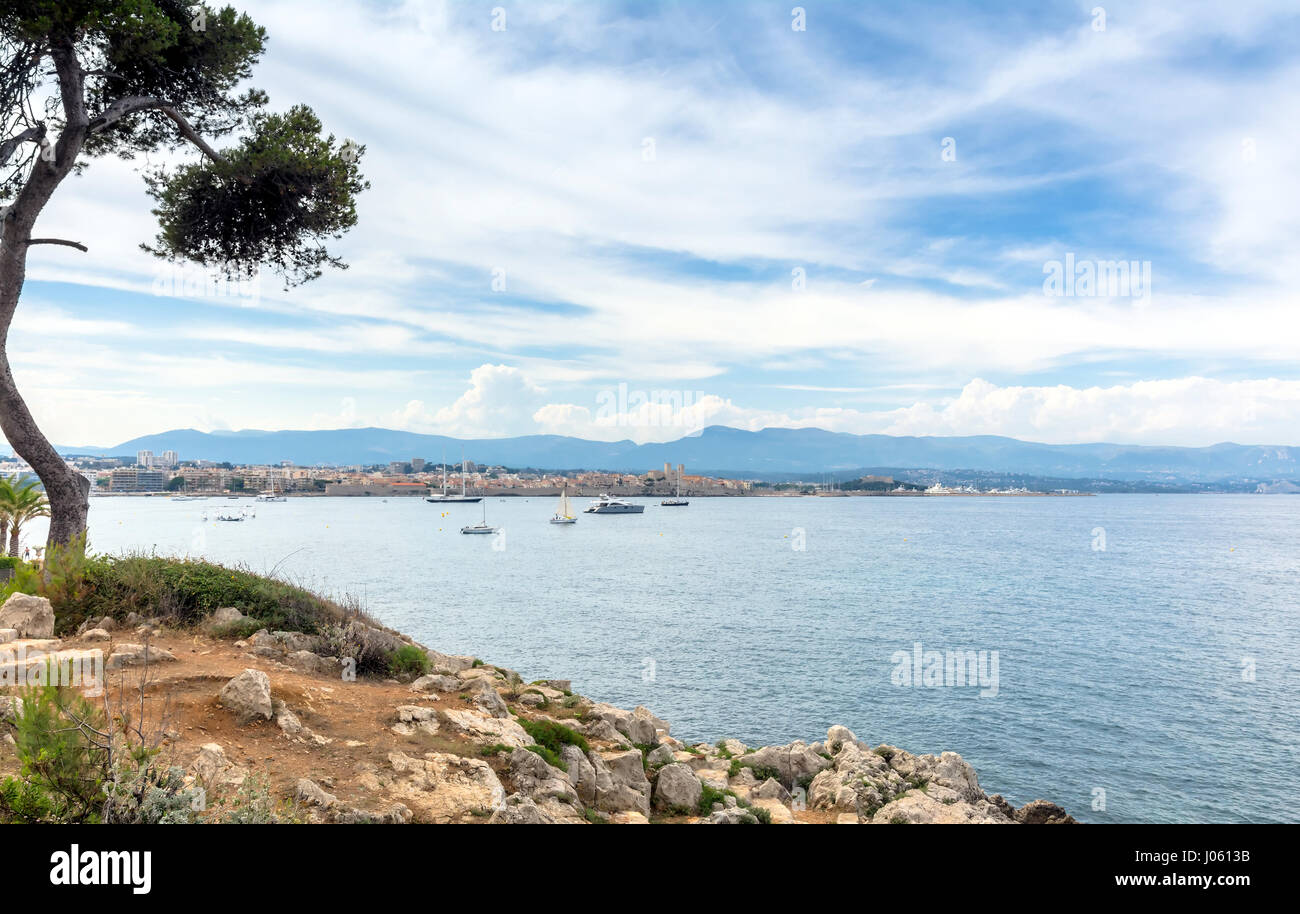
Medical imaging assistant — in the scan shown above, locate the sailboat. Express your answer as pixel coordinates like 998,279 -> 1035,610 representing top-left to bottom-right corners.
460,500 -> 498,534
256,469 -> 287,502
426,454 -> 482,503
661,467 -> 689,506
550,489 -> 577,524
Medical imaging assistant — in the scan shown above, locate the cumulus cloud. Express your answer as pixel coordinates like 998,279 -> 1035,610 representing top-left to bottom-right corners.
531,374 -> 1300,446
396,364 -> 547,438
9,1 -> 1300,448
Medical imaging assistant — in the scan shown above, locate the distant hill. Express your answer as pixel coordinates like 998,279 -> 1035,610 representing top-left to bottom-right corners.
49,425 -> 1300,482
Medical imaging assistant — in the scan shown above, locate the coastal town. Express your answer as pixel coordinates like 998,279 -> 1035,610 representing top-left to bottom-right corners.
0,451 -> 1084,498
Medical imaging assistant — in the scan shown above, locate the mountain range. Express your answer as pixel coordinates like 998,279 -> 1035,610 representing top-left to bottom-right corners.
46,426 -> 1300,482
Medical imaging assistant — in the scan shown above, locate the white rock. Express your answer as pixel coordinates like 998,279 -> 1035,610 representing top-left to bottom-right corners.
0,593 -> 54,638
218,668 -> 273,721
653,763 -> 703,812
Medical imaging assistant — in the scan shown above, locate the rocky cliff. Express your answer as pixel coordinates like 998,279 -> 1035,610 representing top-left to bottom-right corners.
0,594 -> 1075,825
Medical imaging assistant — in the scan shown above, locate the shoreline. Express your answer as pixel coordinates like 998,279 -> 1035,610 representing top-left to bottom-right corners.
2,585 -> 1077,825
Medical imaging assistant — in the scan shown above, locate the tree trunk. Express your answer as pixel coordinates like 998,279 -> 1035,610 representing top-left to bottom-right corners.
8,523 -> 18,557
0,41 -> 91,549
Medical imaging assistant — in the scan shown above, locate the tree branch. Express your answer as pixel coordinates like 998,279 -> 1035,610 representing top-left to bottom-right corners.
0,125 -> 44,170
89,96 -> 227,164
26,238 -> 87,252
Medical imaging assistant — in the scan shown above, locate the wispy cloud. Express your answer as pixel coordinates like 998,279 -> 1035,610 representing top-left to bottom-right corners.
11,0 -> 1300,447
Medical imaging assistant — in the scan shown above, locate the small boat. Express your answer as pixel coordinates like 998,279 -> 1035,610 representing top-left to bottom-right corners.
427,454 -> 482,503
584,494 -> 645,514
460,502 -> 499,534
661,467 -> 689,506
256,469 -> 288,502
550,489 -> 576,524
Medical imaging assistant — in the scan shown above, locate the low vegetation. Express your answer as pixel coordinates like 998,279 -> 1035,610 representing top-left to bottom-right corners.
388,644 -> 430,678
2,544 -> 368,639
0,683 -> 285,824
518,718 -> 590,757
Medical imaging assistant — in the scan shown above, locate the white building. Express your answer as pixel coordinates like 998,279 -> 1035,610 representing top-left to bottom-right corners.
136,449 -> 154,468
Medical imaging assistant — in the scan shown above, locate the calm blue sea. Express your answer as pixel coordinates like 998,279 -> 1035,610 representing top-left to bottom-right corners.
54,493 -> 1300,824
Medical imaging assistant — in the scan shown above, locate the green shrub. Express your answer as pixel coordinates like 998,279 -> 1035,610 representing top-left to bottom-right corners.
524,744 -> 567,771
387,644 -> 430,677
28,552 -> 357,637
0,684 -> 108,823
698,784 -> 729,815
519,718 -> 589,756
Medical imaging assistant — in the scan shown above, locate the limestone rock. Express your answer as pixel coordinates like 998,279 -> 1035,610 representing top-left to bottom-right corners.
870,791 -> 1011,825
410,673 -> 461,693
735,741 -> 829,790
210,607 -> 245,625
653,763 -> 702,812
249,629 -> 324,655
560,745 -> 599,806
106,643 -> 177,670
295,778 -> 338,808
508,748 -> 579,805
753,777 -> 792,802
0,593 -> 54,639
438,708 -> 531,747
697,768 -> 729,791
701,806 -> 759,824
286,649 -> 343,677
488,795 -> 557,824
387,750 -> 505,823
1013,799 -> 1078,825
187,743 -> 247,790
578,717 -> 631,747
751,796 -> 795,823
218,668 -> 273,722
0,696 -> 24,722
587,749 -> 651,817
467,678 -> 509,718
426,650 -> 476,673
392,704 -> 440,736
645,744 -> 676,767
609,810 -> 649,824
272,700 -> 306,737
81,628 -> 111,642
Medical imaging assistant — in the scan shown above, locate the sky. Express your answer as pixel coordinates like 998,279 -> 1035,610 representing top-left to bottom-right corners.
11,0 -> 1300,449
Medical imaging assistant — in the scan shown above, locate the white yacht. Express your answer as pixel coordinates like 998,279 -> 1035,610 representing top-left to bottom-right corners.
584,494 -> 645,514
550,489 -> 576,524
661,467 -> 689,507
460,501 -> 498,534
256,470 -> 287,502
427,456 -> 482,503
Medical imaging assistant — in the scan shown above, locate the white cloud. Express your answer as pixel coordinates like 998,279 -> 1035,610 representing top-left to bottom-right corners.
7,0 -> 1300,449
395,364 -> 547,438
532,374 -> 1300,447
